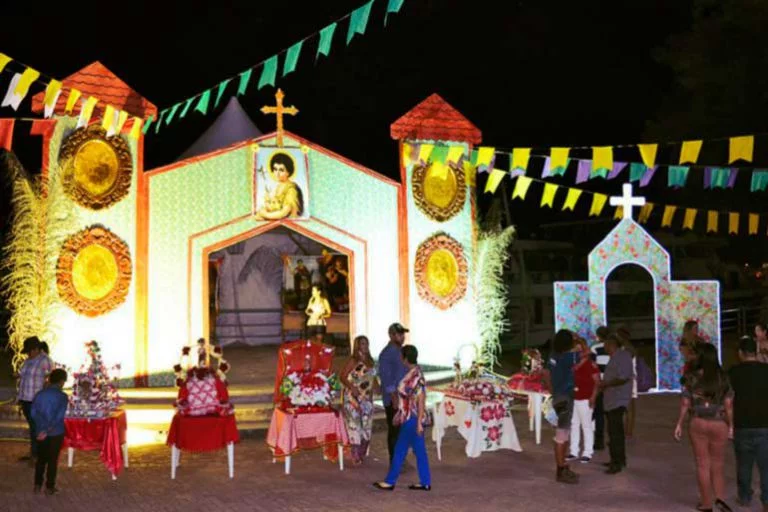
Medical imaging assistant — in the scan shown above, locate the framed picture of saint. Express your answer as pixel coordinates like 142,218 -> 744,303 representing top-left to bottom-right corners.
253,147 -> 310,220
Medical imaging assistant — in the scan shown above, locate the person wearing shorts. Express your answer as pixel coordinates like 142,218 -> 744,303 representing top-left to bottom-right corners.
543,329 -> 581,484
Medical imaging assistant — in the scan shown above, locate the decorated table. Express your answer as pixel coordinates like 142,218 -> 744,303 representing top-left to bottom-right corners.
431,383 -> 522,460
64,409 -> 128,480
166,413 -> 239,479
508,349 -> 549,445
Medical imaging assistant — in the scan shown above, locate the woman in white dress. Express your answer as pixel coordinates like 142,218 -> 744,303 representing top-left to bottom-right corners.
305,285 -> 331,343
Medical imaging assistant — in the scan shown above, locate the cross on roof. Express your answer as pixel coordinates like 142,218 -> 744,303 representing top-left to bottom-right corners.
260,89 -> 298,148
609,183 -> 646,220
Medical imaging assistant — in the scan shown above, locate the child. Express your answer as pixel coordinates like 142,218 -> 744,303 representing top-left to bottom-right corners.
31,368 -> 68,495
568,337 -> 600,463
542,329 -> 581,484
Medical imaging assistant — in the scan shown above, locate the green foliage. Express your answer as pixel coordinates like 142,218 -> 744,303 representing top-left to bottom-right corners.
475,226 -> 515,368
0,152 -> 78,370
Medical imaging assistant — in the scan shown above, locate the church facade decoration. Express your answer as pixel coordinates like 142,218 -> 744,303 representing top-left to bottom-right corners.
411,162 -> 466,222
554,184 -> 721,392
56,225 -> 133,317
414,233 -> 468,310
59,125 -> 133,210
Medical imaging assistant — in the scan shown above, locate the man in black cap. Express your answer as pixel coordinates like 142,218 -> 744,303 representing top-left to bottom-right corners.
378,322 -> 409,463
16,336 -> 52,463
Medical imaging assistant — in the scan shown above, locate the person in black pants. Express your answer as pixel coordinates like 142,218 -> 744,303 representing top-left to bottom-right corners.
590,326 -> 611,451
31,368 -> 68,495
599,334 -> 633,474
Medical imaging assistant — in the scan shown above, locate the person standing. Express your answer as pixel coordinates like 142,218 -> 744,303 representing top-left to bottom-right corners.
305,286 -> 332,343
341,335 -> 376,465
569,337 -> 600,463
754,323 -> 768,363
591,326 -> 611,451
31,368 -> 68,495
729,336 -> 768,509
16,336 -> 53,463
600,333 -> 633,474
373,345 -> 431,491
674,343 -> 734,512
378,322 -> 408,463
617,327 -> 638,439
542,329 -> 581,484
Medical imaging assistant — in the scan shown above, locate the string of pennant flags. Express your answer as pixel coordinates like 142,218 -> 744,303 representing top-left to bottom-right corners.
0,0 -> 406,136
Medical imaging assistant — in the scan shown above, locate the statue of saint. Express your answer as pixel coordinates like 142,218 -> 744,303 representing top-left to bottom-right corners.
255,152 -> 302,220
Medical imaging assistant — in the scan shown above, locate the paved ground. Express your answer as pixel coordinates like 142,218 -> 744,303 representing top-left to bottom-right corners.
1,394 -> 765,512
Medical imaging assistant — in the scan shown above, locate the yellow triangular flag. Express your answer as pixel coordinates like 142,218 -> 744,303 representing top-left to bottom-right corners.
77,96 -> 98,128
477,147 -> 495,168
541,183 -> 558,208
0,53 -> 11,73
729,135 -> 754,163
707,211 -> 719,233
592,147 -> 613,170
614,206 -> 624,220
463,160 -> 476,187
562,188 -> 582,211
680,140 -> 702,164
511,176 -> 533,200
638,203 -> 654,224
683,208 -> 697,230
401,143 -> 413,165
749,213 -> 759,235
589,194 -> 608,217
551,147 -> 570,170
729,212 -> 740,234
101,104 -> 115,133
65,88 -> 82,114
638,143 -> 658,168
511,148 -> 531,171
661,205 -> 677,227
447,145 -> 465,164
418,143 -> 434,164
13,67 -> 40,98
43,80 -> 62,118
432,162 -> 450,180
128,117 -> 143,140
116,110 -> 129,133
484,168 -> 506,194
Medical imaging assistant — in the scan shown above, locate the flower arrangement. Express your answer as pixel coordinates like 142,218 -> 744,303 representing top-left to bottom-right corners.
172,340 -> 234,416
68,340 -> 124,418
449,378 -> 515,402
279,370 -> 341,409
521,349 -> 543,376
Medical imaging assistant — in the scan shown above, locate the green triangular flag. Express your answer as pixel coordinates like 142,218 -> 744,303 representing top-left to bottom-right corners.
751,170 -> 768,192
430,145 -> 449,164
154,109 -> 166,133
629,162 -> 647,182
317,23 -> 337,60
667,165 -> 690,188
550,159 -> 570,177
347,0 -> 374,45
591,167 -> 608,179
283,41 -> 303,76
179,97 -> 195,119
237,69 -> 252,96
141,114 -> 154,135
195,90 -> 211,115
711,167 -> 731,189
385,0 -> 405,26
165,102 -> 182,125
258,56 -> 278,89
215,78 -> 232,109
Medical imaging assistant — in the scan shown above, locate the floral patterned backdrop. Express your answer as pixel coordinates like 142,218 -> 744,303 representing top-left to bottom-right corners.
554,219 -> 720,391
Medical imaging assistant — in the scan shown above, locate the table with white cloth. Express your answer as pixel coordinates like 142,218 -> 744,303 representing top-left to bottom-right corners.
508,387 -> 550,446
431,394 -> 522,460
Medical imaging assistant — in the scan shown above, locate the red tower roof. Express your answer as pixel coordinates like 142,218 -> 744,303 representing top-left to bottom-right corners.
391,93 -> 481,144
31,61 -> 157,119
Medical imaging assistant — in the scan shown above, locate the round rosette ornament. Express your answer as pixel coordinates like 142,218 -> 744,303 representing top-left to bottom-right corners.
414,233 -> 468,310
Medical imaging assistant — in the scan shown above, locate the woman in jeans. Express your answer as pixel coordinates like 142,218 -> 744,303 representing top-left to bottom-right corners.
674,343 -> 734,512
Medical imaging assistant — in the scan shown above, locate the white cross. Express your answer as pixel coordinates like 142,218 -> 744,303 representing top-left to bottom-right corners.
609,183 -> 646,220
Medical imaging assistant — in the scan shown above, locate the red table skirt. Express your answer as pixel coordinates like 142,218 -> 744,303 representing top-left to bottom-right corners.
166,413 -> 240,452
63,410 -> 127,476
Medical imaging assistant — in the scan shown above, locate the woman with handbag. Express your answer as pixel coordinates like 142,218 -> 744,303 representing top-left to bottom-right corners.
373,344 -> 431,491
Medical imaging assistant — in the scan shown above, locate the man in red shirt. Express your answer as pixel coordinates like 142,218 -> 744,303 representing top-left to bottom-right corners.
568,336 -> 601,463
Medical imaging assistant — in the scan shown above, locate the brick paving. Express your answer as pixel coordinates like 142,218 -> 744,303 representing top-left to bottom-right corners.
0,394 -> 762,512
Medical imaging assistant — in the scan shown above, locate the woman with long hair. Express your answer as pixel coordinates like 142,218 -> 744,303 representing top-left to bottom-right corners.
674,343 -> 734,512
305,285 -> 331,343
341,335 -> 376,465
754,323 -> 768,363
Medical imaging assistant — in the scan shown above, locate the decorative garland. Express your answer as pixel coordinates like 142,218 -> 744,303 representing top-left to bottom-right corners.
173,338 -> 230,386
68,340 -> 124,418
411,161 -> 466,222
414,232 -> 468,310
59,125 -> 133,210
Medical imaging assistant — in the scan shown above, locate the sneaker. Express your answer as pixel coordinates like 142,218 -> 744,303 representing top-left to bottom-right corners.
580,456 -> 591,464
556,466 -> 579,484
565,455 -> 578,462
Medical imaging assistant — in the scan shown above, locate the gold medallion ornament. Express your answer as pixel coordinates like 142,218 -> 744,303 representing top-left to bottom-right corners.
56,226 -> 132,317
59,125 -> 133,210
412,162 -> 466,222
414,233 -> 468,310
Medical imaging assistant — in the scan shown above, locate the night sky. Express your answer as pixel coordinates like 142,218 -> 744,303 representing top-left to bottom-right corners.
1,0 -> 767,261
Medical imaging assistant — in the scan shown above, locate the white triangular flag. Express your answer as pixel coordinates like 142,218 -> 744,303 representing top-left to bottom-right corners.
44,88 -> 62,118
1,74 -> 22,109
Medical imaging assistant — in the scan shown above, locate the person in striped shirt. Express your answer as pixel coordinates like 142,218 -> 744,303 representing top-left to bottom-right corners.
16,336 -> 53,463
591,326 -> 611,451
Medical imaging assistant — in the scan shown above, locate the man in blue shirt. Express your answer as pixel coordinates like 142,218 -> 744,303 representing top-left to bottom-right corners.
378,322 -> 408,463
31,368 -> 68,495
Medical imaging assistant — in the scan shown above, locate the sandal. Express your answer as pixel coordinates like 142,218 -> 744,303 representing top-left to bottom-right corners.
373,482 -> 395,491
696,505 -> 712,512
714,499 -> 733,512
408,484 -> 431,491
